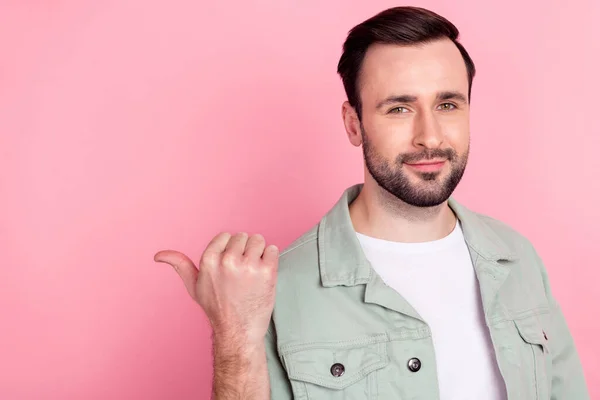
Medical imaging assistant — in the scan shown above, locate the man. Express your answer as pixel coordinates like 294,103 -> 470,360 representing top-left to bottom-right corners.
154,6 -> 589,399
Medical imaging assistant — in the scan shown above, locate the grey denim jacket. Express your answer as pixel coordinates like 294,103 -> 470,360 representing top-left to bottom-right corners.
264,183 -> 589,399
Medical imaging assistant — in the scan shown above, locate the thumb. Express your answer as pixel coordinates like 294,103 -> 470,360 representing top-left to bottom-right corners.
154,250 -> 199,300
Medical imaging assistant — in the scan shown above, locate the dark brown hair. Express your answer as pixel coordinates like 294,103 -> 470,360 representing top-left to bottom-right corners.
337,6 -> 476,120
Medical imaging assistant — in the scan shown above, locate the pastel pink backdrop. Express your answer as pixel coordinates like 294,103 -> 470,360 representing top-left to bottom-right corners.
1,0 -> 598,399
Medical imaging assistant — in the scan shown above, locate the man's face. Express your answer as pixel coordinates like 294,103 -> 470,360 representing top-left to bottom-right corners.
357,39 -> 471,207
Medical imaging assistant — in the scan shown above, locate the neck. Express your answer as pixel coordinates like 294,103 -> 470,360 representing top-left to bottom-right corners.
349,178 -> 457,243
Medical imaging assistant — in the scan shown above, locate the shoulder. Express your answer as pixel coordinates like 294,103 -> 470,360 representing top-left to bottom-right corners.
280,225 -> 319,259
479,213 -> 533,247
276,223 -> 320,280
459,200 -> 542,261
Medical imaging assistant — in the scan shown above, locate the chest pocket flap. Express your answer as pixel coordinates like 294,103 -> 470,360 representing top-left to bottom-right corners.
513,314 -> 552,400
514,314 -> 550,352
279,333 -> 390,390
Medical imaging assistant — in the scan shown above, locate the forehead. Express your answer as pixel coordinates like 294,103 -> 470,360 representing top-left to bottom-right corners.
359,39 -> 469,103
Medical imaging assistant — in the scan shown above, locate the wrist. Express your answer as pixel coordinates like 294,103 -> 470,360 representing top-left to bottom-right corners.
211,334 -> 269,400
212,330 -> 266,358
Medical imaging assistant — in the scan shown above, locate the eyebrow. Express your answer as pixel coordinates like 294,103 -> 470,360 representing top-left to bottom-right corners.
376,91 -> 468,110
437,91 -> 468,103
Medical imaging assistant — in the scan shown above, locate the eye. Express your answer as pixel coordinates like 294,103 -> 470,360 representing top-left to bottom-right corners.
438,103 -> 457,111
388,107 -> 410,114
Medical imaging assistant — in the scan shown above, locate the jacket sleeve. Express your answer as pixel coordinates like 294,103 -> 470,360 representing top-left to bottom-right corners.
532,245 -> 590,399
265,319 -> 293,399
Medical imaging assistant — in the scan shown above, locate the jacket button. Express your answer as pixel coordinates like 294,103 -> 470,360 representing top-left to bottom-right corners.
407,357 -> 421,372
330,363 -> 345,377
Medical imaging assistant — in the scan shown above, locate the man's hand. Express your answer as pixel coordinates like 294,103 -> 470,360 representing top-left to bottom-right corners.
154,232 -> 279,345
154,232 -> 279,399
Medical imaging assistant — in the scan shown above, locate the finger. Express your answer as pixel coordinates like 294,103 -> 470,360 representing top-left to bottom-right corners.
204,232 -> 232,254
224,232 -> 249,256
243,234 -> 266,260
200,232 -> 232,268
154,250 -> 199,299
261,244 -> 280,267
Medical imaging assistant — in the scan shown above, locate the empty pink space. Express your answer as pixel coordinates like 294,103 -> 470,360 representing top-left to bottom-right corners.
1,1 -> 598,399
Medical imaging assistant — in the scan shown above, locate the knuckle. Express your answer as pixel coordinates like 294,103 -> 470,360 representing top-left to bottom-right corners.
261,262 -> 276,273
202,252 -> 221,266
221,253 -> 239,269
242,254 -> 258,268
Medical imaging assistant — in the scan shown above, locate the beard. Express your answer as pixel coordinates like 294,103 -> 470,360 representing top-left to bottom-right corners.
361,126 -> 469,208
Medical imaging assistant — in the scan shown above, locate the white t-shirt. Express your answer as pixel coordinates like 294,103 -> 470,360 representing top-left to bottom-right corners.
356,220 -> 507,400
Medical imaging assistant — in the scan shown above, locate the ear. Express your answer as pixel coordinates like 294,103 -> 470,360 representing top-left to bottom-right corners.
342,101 -> 363,147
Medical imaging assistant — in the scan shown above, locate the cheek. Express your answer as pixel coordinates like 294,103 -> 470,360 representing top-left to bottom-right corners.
367,118 -> 414,152
441,118 -> 469,151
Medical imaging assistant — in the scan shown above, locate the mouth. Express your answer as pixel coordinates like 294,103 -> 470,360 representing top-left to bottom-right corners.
404,159 -> 447,172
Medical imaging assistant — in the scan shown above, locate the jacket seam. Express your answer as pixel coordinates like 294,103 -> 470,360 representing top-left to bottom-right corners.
280,232 -> 318,257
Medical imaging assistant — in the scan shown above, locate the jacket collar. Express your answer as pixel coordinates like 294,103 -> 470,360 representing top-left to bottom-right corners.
317,183 -> 518,287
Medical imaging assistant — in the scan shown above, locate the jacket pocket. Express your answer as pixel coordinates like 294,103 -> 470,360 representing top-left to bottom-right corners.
514,316 -> 552,400
279,333 -> 390,400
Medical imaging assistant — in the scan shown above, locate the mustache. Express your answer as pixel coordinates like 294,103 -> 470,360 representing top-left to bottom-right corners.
397,148 -> 457,164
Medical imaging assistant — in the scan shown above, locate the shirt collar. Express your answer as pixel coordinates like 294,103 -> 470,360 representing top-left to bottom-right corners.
318,183 -> 518,287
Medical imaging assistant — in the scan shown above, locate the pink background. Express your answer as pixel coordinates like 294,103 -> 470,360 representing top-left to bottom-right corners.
1,1 -> 599,399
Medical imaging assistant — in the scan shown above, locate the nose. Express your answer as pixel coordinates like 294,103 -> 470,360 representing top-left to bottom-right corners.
413,110 -> 444,149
